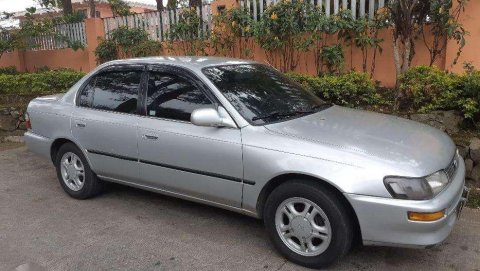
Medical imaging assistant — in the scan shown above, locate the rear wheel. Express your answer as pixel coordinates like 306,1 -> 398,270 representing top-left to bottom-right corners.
55,143 -> 103,199
263,180 -> 354,269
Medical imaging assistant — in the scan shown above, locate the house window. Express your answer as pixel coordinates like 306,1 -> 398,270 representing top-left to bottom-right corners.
78,9 -> 87,17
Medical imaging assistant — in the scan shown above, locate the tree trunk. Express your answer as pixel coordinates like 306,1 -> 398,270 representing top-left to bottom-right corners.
392,34 -> 403,111
167,0 -> 176,9
89,0 -> 96,18
62,0 -> 73,15
402,38 -> 411,73
392,35 -> 402,89
189,0 -> 201,8
155,0 -> 164,11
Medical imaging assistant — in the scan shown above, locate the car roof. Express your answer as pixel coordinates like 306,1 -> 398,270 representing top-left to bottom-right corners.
103,56 -> 259,71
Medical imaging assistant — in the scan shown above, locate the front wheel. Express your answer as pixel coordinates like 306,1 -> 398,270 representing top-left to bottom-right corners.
263,180 -> 354,269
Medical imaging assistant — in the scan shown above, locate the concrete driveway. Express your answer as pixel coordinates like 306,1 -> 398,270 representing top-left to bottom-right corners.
1,147 -> 479,271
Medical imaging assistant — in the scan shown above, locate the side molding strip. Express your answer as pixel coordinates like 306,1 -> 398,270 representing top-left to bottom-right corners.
87,149 -> 256,185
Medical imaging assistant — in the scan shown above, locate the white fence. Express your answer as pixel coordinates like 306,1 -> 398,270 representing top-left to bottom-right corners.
28,22 -> 87,51
103,4 -> 212,42
240,0 -> 386,20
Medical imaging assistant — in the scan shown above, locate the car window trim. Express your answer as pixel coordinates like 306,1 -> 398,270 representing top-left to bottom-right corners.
75,64 -> 145,116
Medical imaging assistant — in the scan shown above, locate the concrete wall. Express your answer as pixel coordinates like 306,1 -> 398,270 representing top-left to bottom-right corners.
0,18 -> 103,73
445,0 -> 480,73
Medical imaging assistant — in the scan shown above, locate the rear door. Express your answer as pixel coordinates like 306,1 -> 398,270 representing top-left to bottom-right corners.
136,65 -> 244,207
72,65 -> 144,182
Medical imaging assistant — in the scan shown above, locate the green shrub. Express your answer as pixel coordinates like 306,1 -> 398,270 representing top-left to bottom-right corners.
0,70 -> 85,96
95,27 -> 162,64
0,66 -> 18,75
286,71 -> 379,107
399,65 -> 479,120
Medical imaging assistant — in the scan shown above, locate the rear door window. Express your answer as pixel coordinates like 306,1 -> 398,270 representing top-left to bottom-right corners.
79,70 -> 142,114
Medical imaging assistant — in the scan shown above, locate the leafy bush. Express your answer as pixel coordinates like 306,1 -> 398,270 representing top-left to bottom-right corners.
286,72 -> 379,107
0,66 -> 18,75
253,0 -> 308,72
167,8 -> 208,56
0,70 -> 85,95
399,65 -> 479,120
95,27 -> 161,64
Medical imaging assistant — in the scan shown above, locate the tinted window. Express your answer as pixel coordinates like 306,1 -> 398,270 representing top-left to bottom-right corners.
79,79 -> 95,107
202,64 -> 328,125
89,71 -> 141,113
146,72 -> 214,121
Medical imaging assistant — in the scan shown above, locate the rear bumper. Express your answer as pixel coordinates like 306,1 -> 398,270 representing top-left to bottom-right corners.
346,157 -> 467,248
24,131 -> 52,160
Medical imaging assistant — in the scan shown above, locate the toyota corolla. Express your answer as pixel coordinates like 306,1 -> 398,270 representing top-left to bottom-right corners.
24,57 -> 469,269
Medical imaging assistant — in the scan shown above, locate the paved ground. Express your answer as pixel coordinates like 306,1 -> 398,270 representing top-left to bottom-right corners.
1,147 -> 480,271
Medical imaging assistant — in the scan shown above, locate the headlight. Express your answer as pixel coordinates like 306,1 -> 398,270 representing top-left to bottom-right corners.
384,171 -> 449,200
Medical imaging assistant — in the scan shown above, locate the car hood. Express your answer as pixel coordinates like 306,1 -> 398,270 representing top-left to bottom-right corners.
264,106 -> 456,176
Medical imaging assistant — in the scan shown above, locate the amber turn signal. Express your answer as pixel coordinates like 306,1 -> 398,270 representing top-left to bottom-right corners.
408,210 -> 445,222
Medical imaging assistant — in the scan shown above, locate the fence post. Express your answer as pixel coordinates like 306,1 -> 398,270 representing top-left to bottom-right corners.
84,18 -> 106,71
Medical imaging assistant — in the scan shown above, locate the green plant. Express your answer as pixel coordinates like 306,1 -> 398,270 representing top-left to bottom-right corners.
467,189 -> 480,208
0,7 -> 85,62
386,0 -> 468,94
108,0 -> 133,16
0,66 -> 18,75
94,38 -> 118,64
211,7 -> 253,58
167,8 -> 208,55
95,27 -> 161,64
0,70 -> 85,96
253,0 -> 309,72
339,9 -> 389,75
286,71 -> 380,107
303,7 -> 346,74
399,65 -> 479,120
423,0 -> 468,66
319,44 -> 345,75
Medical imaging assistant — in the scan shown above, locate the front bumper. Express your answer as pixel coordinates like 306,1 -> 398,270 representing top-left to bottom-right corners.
345,157 -> 467,248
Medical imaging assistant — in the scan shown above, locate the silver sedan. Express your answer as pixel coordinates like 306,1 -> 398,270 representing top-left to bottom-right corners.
24,57 -> 469,269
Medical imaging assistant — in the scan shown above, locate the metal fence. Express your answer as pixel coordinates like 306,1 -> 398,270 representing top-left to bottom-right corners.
28,22 -> 87,51
240,0 -> 386,20
103,4 -> 212,42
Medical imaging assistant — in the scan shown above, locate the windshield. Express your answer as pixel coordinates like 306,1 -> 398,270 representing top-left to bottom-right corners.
202,64 -> 329,125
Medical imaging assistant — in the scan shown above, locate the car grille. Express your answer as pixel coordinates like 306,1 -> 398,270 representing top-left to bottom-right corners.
444,152 -> 459,182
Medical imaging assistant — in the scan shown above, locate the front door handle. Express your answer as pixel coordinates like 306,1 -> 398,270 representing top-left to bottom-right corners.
143,134 -> 158,140
75,122 -> 86,128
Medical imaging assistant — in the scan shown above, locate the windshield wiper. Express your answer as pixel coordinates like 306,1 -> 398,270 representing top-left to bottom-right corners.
311,103 -> 333,112
252,111 -> 298,121
252,104 -> 332,122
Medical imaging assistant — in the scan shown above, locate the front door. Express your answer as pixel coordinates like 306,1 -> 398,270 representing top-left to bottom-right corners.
137,67 -> 243,207
72,67 -> 143,182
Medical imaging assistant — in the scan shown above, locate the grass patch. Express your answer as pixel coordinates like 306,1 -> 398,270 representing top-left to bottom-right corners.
467,188 -> 480,209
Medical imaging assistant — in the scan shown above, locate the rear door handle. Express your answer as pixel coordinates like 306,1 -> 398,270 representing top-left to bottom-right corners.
143,134 -> 158,140
75,122 -> 86,128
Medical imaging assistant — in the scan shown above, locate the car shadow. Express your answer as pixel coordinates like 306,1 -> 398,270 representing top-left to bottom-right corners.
101,182 -> 452,270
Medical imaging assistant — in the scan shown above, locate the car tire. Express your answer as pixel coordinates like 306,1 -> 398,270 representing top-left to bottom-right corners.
55,143 -> 103,199
263,180 -> 354,269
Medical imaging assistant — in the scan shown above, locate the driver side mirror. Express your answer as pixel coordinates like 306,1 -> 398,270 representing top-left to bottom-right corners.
191,107 -> 236,128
